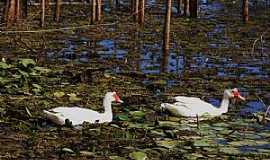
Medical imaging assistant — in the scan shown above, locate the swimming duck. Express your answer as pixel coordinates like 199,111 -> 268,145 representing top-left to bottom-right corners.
161,88 -> 245,117
43,92 -> 123,125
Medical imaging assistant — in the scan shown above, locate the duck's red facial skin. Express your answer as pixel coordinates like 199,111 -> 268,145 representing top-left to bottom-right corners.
113,93 -> 122,103
232,88 -> 245,101
232,89 -> 240,97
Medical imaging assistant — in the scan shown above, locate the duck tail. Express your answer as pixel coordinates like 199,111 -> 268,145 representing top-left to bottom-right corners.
160,103 -> 166,109
43,110 -> 65,125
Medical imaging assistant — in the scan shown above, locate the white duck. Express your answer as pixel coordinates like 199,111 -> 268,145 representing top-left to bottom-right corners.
161,88 -> 245,117
43,92 -> 123,125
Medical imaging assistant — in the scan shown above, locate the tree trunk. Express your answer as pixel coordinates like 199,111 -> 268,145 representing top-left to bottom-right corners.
41,0 -> 45,27
96,0 -> 102,22
161,0 -> 172,73
21,0 -> 27,17
90,0 -> 96,24
184,0 -> 189,16
133,0 -> 139,22
242,0 -> 249,23
54,0 -> 61,22
177,0 -> 182,15
138,0 -> 144,26
4,0 -> 17,27
189,0 -> 198,18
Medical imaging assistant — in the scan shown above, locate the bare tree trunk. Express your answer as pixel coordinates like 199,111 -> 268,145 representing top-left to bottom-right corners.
161,0 -> 172,73
54,0 -> 61,22
21,0 -> 27,17
133,0 -> 139,22
189,0 -> 198,18
5,0 -> 17,27
115,0 -> 119,9
138,0 -> 144,26
184,0 -> 189,16
16,0 -> 21,21
242,0 -> 249,23
90,0 -> 96,24
41,0 -> 45,27
96,0 -> 102,22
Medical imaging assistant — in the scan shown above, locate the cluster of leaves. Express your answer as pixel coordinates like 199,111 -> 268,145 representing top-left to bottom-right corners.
0,58 -> 50,94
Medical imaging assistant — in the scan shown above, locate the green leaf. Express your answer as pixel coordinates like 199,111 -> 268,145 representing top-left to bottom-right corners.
129,151 -> 147,160
19,58 -> 36,68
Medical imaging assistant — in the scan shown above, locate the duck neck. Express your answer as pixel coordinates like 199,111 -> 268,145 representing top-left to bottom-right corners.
101,97 -> 113,122
218,93 -> 230,114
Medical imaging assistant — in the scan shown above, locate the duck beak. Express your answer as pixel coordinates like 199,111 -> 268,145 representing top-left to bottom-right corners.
237,95 -> 246,101
118,99 -> 124,103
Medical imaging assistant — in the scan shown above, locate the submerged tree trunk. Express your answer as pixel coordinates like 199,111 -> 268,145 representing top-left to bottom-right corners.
242,0 -> 249,23
189,0 -> 198,18
161,0 -> 172,73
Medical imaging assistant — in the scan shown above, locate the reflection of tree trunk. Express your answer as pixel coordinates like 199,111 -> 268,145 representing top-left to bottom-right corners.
242,0 -> 249,23
189,0 -> 197,18
161,0 -> 172,73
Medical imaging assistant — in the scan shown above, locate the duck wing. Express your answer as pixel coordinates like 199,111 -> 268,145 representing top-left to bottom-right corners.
48,107 -> 101,125
172,97 -> 218,116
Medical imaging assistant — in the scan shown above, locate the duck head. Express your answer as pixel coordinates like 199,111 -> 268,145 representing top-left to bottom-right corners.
106,92 -> 123,103
225,88 -> 245,101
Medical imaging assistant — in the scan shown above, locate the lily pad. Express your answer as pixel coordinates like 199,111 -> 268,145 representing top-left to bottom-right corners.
19,58 -> 36,68
109,156 -> 127,160
219,147 -> 241,155
117,114 -> 129,121
156,140 -> 179,149
130,111 -> 145,119
129,151 -> 147,160
68,93 -> 82,101
54,91 -> 65,98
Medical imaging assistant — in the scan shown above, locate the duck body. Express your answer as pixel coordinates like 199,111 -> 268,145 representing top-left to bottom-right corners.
161,89 -> 245,117
43,92 -> 123,126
